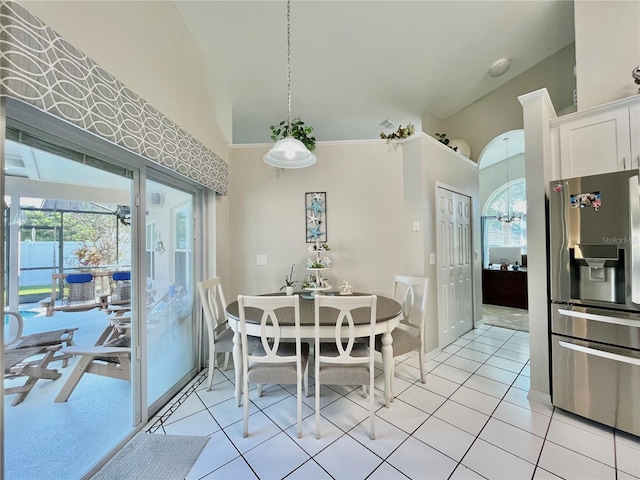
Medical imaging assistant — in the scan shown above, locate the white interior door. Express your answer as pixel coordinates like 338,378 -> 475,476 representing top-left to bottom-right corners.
437,186 -> 473,347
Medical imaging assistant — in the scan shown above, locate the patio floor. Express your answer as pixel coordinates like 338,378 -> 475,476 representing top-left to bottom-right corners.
4,305 -> 133,480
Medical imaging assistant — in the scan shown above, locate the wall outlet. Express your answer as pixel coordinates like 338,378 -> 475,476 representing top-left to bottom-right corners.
429,253 -> 436,265
412,220 -> 420,232
256,254 -> 267,266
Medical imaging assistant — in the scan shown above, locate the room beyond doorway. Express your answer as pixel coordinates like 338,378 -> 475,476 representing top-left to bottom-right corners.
482,304 -> 529,332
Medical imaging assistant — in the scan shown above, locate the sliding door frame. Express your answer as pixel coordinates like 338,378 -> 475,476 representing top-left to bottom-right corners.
1,97 -> 8,480
1,98 -> 207,478
144,167 -> 204,413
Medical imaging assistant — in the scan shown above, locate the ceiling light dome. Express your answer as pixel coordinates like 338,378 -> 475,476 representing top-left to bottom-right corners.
264,136 -> 317,168
488,58 -> 511,78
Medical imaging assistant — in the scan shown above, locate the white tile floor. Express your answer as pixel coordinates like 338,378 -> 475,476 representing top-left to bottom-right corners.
145,325 -> 640,480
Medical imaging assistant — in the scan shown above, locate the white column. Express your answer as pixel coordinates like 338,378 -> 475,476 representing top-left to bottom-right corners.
518,88 -> 557,401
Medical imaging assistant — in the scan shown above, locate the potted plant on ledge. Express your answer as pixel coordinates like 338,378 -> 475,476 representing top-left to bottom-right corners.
280,264 -> 298,295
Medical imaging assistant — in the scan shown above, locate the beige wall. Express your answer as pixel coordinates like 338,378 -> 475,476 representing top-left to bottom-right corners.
23,1 -> 231,154
426,44 -> 576,163
21,0 -> 232,281
229,135 -> 480,354
227,140 -> 405,300
575,0 -> 640,110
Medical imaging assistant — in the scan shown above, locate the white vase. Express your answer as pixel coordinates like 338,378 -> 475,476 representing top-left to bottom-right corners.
285,286 -> 294,296
449,139 -> 471,158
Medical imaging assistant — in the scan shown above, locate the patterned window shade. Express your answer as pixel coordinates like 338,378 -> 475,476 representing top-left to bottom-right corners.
0,0 -> 228,195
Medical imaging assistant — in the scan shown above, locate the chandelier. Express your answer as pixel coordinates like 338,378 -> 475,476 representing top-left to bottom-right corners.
497,137 -> 522,225
263,0 -> 317,168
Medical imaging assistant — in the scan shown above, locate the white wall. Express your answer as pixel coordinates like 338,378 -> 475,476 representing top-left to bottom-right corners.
574,1 -> 640,110
479,154 -> 526,212
519,88 -> 557,400
413,135 -> 482,350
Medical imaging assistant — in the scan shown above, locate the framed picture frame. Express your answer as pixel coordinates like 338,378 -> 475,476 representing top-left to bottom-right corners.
305,192 -> 327,243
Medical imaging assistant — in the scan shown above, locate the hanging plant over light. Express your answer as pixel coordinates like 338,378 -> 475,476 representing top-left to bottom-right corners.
270,117 -> 316,152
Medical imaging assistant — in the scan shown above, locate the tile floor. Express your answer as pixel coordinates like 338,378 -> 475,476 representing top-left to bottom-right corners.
145,324 -> 640,480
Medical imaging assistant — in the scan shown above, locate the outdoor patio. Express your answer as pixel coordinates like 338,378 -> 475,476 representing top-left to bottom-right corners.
4,305 -> 133,480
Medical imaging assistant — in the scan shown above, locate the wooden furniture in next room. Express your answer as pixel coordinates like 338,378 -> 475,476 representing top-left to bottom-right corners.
482,267 -> 528,310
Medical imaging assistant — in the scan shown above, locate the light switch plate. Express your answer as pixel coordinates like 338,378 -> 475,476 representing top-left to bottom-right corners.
256,254 -> 267,266
429,253 -> 436,265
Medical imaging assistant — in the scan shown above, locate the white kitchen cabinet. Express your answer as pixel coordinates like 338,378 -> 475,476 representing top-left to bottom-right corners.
552,95 -> 640,178
630,102 -> 640,170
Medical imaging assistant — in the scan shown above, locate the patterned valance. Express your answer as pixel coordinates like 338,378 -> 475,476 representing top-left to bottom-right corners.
0,0 -> 228,194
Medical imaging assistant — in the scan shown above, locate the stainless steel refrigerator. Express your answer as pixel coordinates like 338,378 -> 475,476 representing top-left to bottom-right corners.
549,169 -> 640,437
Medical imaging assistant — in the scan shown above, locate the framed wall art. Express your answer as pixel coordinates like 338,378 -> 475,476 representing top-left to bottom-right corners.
305,192 -> 327,243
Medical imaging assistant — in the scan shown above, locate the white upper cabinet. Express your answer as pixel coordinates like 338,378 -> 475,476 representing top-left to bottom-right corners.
552,95 -> 640,179
630,102 -> 640,171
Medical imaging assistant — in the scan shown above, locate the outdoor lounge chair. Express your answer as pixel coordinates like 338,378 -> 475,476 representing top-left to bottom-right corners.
4,309 -> 72,405
53,318 -> 131,403
4,311 -> 78,367
4,345 -> 63,405
53,344 -> 131,403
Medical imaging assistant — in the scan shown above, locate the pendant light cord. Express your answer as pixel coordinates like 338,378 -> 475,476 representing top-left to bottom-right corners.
286,0 -> 292,135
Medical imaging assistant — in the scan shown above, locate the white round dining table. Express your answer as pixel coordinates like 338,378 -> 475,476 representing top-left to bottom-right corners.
225,292 -> 402,408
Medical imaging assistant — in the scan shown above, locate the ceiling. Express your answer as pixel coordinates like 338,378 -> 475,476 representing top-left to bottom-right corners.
174,1 -> 575,145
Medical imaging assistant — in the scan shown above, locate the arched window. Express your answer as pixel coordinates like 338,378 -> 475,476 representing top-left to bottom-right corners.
482,178 -> 527,266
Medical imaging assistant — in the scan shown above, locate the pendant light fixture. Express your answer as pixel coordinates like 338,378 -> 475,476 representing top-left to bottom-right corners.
263,0 -> 317,168
497,137 -> 521,225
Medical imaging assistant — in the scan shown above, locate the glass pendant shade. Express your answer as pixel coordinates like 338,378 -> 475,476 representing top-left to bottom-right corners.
263,136 -> 317,168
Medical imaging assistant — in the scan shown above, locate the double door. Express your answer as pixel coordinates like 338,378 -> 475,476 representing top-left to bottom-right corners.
436,187 -> 473,347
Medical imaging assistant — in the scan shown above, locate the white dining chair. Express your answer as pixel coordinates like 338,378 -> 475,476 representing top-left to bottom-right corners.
314,294 -> 377,440
198,277 -> 247,391
375,275 -> 429,397
238,294 -> 309,438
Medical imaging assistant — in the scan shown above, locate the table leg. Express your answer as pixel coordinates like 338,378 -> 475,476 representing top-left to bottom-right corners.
381,330 -> 394,408
233,329 -> 242,407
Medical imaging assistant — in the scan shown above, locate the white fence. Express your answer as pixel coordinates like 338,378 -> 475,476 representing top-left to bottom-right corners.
20,240 -> 84,286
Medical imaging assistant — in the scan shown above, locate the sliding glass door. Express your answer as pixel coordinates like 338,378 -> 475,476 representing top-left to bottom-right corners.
3,130 -> 135,480
145,177 -> 198,408
2,123 -> 204,479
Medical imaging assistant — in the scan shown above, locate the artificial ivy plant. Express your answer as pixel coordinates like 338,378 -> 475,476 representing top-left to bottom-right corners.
270,117 -> 316,151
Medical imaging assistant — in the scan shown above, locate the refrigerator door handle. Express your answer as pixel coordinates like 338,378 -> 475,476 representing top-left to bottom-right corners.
630,175 -> 640,304
557,307 -> 640,328
558,340 -> 640,367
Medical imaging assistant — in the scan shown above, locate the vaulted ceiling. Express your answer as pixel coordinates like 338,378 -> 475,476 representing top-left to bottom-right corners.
174,1 -> 575,144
